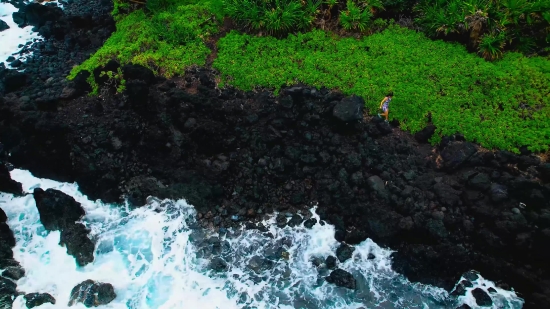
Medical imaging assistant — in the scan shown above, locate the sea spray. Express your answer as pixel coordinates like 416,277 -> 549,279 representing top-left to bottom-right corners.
0,3 -> 41,66
0,169 -> 524,309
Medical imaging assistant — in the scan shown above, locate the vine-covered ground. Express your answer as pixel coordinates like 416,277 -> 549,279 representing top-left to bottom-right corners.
68,0 -> 550,153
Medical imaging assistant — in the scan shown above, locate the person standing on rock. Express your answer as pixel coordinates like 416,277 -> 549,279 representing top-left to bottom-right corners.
378,92 -> 393,122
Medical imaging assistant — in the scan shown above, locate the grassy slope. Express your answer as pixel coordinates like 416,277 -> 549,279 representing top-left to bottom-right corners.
68,5 -> 550,153
67,3 -> 218,90
214,27 -> 550,152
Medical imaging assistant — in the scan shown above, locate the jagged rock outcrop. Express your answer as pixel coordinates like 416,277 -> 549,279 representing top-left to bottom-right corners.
68,280 -> 116,307
33,188 -> 94,266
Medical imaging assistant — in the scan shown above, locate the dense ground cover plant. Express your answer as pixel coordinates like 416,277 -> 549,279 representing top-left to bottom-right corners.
415,0 -> 550,59
67,0 -> 222,93
222,0 -> 389,34
68,0 -> 550,152
214,25 -> 550,152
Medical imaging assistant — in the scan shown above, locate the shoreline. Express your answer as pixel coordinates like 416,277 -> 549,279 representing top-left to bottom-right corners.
1,0 -> 550,308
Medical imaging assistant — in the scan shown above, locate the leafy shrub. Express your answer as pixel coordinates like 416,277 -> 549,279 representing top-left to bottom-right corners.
380,0 -> 414,12
415,0 -> 550,57
112,0 -> 130,21
222,0 -> 321,34
340,0 -> 373,31
214,25 -> 550,153
151,3 -> 219,45
68,0 -> 219,93
223,0 -> 390,34
478,31 -> 506,60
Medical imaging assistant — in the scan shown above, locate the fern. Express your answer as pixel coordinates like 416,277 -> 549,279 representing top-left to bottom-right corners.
340,0 -> 373,31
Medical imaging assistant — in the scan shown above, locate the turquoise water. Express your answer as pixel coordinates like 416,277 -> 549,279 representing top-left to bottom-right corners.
0,170 -> 524,308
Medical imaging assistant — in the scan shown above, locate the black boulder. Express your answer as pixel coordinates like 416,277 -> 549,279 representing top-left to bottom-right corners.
0,20 -> 9,32
24,292 -> 56,308
60,223 -> 95,267
326,269 -> 356,289
33,188 -> 85,231
68,280 -> 116,307
332,95 -> 364,122
471,288 -> 492,307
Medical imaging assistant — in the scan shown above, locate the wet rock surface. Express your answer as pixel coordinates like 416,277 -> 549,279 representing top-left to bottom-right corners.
472,288 -> 492,307
68,280 -> 116,307
326,268 -> 356,289
2,265 -> 25,280
335,243 -> 355,262
0,20 -> 9,32
33,188 -> 94,266
0,276 -> 17,308
0,209 -> 17,267
0,163 -> 22,195
33,188 -> 85,230
2,67 -> 549,307
24,292 -> 56,308
0,1 -> 549,305
0,201 -> 22,308
60,223 -> 95,266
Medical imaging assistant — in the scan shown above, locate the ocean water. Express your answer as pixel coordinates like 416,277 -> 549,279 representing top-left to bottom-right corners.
0,5 -> 527,307
0,169 -> 525,309
0,2 -> 43,67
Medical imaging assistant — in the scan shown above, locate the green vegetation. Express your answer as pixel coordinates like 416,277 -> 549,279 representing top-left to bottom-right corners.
214,26 -> 550,152
222,0 -> 389,35
222,0 -> 321,34
416,0 -> 550,59
67,0 -> 222,94
67,0 -> 550,152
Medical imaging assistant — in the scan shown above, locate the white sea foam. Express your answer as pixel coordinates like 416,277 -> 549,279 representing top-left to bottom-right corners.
452,272 -> 524,309
0,169 -> 525,308
0,3 -> 42,68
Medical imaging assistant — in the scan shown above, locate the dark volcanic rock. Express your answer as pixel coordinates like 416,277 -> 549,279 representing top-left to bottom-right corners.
325,255 -> 337,269
3,61 -> 550,308
122,63 -> 155,85
33,188 -> 85,231
12,3 -> 63,28
414,124 -> 436,143
0,20 -> 9,32
34,189 -> 94,265
72,71 -> 93,95
336,243 -> 355,262
93,59 -> 120,86
433,183 -> 461,207
0,208 -> 7,224
24,292 -> 56,308
489,183 -> 508,203
60,223 -> 95,266
2,266 -> 25,280
539,163 -> 550,181
125,79 -> 149,110
0,163 -> 23,195
0,206 -> 19,305
209,257 -> 228,272
247,256 -> 273,274
471,288 -> 492,307
468,173 -> 491,191
367,175 -> 387,198
304,218 -> 317,229
0,276 -> 17,308
0,211 -> 16,264
68,280 -> 116,307
332,95 -> 364,122
326,269 -> 356,289
450,280 -> 469,296
2,71 -> 27,93
440,142 -> 477,170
